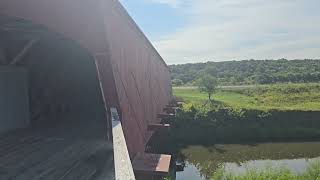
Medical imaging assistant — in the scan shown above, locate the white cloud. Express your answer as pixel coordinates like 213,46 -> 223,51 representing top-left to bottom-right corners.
149,0 -> 320,64
148,0 -> 187,7
149,0 -> 180,7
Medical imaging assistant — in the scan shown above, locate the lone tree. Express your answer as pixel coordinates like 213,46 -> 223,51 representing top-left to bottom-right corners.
197,74 -> 218,101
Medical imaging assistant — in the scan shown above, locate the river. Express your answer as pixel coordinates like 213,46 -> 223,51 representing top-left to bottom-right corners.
175,142 -> 320,180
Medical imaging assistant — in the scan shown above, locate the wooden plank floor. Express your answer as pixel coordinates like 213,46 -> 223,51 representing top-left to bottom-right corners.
0,129 -> 115,180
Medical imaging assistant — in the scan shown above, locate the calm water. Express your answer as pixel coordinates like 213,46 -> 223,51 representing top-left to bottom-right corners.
176,142 -> 320,180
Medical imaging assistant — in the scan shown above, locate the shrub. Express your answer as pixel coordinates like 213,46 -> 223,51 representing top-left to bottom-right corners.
171,103 -> 320,145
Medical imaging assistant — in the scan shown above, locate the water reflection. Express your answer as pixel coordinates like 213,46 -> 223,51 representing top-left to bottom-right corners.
176,162 -> 205,180
175,142 -> 320,180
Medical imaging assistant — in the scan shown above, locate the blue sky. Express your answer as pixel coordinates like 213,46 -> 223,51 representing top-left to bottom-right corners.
120,0 -> 185,39
120,0 -> 320,64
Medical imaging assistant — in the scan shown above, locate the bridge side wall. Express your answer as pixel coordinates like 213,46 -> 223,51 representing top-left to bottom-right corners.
101,0 -> 172,156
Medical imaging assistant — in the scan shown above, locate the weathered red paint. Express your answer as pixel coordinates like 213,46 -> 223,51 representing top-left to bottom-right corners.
133,153 -> 171,178
100,0 -> 172,156
0,0 -> 172,157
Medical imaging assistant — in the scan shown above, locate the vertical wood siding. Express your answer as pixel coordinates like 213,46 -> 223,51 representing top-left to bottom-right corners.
101,0 -> 172,156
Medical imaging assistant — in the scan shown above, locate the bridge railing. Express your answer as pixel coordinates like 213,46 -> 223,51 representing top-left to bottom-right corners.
111,107 -> 136,180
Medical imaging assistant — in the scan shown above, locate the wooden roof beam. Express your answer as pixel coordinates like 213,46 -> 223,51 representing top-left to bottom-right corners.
9,38 -> 39,65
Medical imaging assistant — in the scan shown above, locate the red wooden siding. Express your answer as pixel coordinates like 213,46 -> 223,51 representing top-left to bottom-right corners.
101,0 -> 172,156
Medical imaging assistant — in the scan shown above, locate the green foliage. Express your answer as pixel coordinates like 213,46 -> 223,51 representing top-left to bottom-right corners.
173,83 -> 320,111
211,160 -> 320,180
197,74 -> 218,101
169,59 -> 320,86
203,65 -> 219,77
303,160 -> 320,180
170,100 -> 320,145
171,84 -> 320,144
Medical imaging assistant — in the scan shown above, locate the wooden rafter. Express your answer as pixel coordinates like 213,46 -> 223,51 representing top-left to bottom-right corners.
9,38 -> 39,65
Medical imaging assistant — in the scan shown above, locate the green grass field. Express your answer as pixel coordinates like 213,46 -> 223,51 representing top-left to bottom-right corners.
173,84 -> 320,111
212,160 -> 320,180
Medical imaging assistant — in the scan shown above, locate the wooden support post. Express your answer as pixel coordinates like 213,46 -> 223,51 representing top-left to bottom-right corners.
10,38 -> 39,65
163,107 -> 177,114
176,101 -> 184,105
171,101 -> 183,107
157,113 -> 175,119
148,124 -> 170,131
166,102 -> 183,108
170,99 -> 184,104
163,107 -> 178,111
166,104 -> 178,108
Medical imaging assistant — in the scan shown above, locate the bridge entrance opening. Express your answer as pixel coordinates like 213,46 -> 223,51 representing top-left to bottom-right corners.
0,16 -> 114,179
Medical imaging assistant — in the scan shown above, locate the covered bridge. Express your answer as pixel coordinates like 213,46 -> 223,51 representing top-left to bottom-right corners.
0,0 -> 173,179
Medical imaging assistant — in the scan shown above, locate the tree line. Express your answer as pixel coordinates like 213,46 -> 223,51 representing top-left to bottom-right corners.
169,59 -> 320,86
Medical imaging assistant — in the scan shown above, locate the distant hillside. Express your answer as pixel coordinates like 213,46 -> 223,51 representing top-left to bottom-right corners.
169,59 -> 320,86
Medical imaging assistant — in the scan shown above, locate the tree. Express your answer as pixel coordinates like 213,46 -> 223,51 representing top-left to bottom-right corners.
169,59 -> 320,85
172,79 -> 183,86
197,74 -> 218,101
204,65 -> 218,77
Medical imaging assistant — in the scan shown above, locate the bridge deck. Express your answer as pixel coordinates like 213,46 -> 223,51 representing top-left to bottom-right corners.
0,129 -> 114,180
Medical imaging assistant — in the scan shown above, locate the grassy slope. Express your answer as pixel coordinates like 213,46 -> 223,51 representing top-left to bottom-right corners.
173,84 -> 320,111
212,160 -> 320,180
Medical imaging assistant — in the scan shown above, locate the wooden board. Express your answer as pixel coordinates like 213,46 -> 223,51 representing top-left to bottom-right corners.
133,153 -> 171,176
0,129 -> 114,180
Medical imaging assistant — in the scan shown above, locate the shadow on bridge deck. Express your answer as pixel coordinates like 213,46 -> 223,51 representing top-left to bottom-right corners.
0,128 -> 114,180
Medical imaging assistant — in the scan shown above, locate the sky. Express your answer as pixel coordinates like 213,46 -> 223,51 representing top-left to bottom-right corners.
120,0 -> 320,65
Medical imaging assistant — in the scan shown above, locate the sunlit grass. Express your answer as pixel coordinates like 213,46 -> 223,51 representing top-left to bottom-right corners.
173,84 -> 320,111
211,160 -> 320,180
